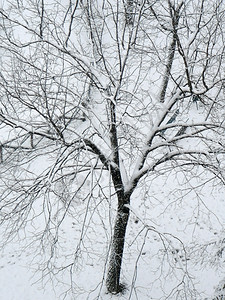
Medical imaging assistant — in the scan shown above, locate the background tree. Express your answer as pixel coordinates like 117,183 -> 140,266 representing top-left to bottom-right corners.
0,0 -> 224,298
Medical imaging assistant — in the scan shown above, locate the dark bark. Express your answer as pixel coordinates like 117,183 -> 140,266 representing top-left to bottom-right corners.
106,194 -> 130,294
126,0 -> 134,25
159,1 -> 184,103
106,66 -> 131,293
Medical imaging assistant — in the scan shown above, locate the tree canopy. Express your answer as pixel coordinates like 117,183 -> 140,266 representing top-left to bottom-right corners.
0,0 -> 224,298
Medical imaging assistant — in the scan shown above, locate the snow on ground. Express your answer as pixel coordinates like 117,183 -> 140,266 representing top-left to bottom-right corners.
0,244 -> 55,300
0,169 -> 224,300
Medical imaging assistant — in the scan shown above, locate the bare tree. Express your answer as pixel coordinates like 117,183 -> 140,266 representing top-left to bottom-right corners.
0,0 -> 224,297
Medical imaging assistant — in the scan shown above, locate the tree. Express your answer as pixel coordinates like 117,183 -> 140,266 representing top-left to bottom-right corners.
0,0 -> 224,298
213,279 -> 225,300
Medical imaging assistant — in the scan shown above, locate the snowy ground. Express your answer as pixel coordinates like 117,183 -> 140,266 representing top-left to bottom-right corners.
0,171 -> 224,300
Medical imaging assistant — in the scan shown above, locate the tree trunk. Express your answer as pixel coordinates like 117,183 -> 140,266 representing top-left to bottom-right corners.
106,199 -> 130,294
